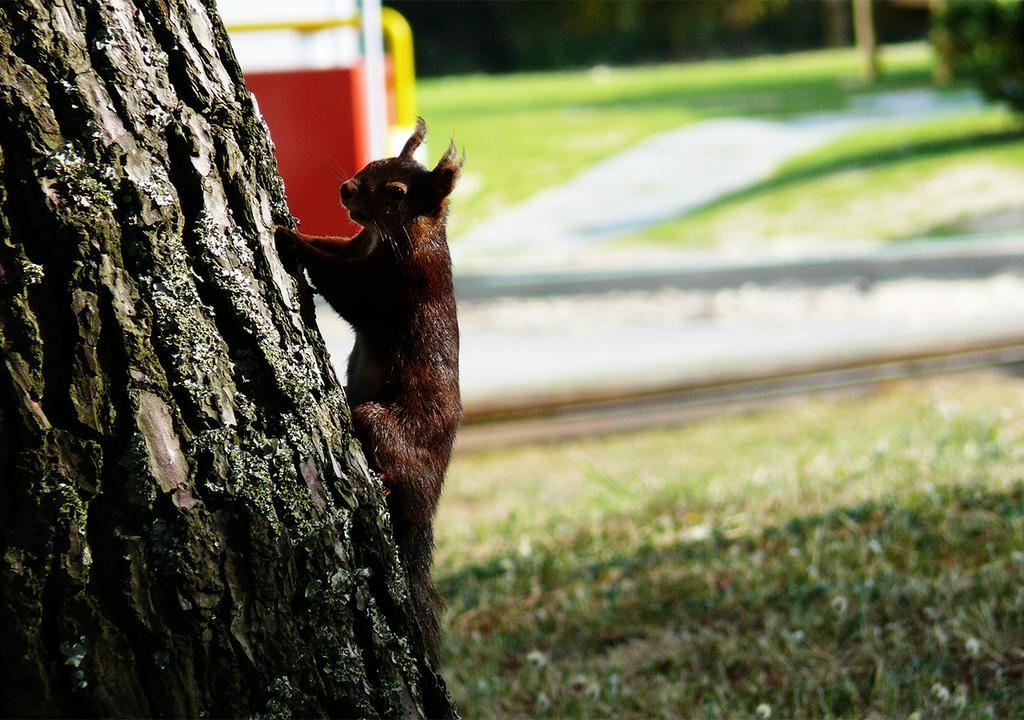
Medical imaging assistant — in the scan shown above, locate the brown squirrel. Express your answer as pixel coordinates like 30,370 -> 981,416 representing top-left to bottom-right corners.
275,118 -> 462,664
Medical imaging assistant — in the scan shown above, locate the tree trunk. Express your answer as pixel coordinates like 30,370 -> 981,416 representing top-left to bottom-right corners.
823,0 -> 851,48
852,0 -> 880,84
0,1 -> 457,717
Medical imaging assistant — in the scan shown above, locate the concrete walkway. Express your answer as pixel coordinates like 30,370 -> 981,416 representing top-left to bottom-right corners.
316,272 -> 1024,405
452,89 -> 982,270
454,232 -> 1024,300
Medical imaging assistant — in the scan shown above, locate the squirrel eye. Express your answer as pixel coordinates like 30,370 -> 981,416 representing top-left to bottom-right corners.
383,183 -> 407,200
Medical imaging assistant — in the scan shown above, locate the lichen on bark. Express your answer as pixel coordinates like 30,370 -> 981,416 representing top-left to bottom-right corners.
0,1 -> 456,717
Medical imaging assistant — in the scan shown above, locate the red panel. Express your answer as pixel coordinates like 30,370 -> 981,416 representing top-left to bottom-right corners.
245,66 -> 369,236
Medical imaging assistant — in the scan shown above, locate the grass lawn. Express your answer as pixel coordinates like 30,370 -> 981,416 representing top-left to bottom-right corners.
418,44 -> 936,234
436,372 -> 1024,717
623,108 -> 1024,251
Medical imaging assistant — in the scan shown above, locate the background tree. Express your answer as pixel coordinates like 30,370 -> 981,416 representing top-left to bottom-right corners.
390,0 -> 933,77
0,0 -> 456,717
935,0 -> 1024,113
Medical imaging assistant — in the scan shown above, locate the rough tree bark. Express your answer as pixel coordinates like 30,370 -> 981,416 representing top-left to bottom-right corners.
0,1 -> 457,717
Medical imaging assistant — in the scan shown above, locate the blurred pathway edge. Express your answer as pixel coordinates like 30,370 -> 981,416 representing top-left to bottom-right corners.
452,88 -> 981,271
455,231 -> 1024,301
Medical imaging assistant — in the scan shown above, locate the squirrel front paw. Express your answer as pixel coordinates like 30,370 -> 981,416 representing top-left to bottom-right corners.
274,224 -> 296,247
274,225 -> 298,262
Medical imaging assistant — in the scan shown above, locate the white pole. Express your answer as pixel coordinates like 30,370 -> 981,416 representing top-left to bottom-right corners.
359,0 -> 387,159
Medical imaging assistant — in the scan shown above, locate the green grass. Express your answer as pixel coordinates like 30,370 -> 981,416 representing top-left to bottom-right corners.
419,44 -> 937,233
624,109 -> 1024,250
437,373 -> 1024,717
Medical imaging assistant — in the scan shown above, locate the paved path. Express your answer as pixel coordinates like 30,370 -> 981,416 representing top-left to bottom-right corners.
452,89 -> 981,270
454,233 -> 1024,300
317,271 -> 1024,404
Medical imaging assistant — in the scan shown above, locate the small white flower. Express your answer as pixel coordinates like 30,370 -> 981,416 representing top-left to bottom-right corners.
585,682 -> 600,699
966,637 -> 981,656
908,711 -> 922,720
931,682 -> 951,703
536,692 -> 551,712
755,703 -> 772,719
518,536 -> 532,558
831,595 -> 849,614
526,649 -> 548,669
680,524 -> 711,541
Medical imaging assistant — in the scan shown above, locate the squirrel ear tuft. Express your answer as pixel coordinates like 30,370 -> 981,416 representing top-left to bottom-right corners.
400,116 -> 427,159
430,138 -> 465,199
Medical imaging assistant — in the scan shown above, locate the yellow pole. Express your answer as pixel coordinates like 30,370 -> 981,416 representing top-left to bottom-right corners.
224,18 -> 358,34
381,7 -> 417,128
226,9 -> 418,130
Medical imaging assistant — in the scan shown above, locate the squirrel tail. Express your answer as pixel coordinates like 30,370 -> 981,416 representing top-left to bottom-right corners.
395,523 -> 443,666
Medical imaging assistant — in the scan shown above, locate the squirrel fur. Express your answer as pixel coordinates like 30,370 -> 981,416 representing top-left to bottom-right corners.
275,118 -> 462,665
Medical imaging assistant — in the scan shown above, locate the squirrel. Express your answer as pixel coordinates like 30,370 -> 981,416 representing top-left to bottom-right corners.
275,118 -> 463,665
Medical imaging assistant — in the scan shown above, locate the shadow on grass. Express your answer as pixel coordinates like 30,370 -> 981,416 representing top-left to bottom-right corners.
440,482 -> 1024,610
914,205 -> 1024,240
440,483 -> 1024,716
609,68 -> 945,121
642,127 -> 1024,236
437,67 -> 937,121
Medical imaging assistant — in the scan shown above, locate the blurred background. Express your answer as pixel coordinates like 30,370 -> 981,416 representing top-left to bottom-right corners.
220,1 -> 1024,716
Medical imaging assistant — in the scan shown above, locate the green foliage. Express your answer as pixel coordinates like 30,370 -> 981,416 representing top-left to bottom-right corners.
936,0 -> 1024,112
393,0 -> 828,77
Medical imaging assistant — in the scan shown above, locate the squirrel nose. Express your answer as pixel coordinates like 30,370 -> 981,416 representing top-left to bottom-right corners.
339,181 -> 358,202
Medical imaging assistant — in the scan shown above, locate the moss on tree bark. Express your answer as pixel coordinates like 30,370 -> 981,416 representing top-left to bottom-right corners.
0,1 -> 456,716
